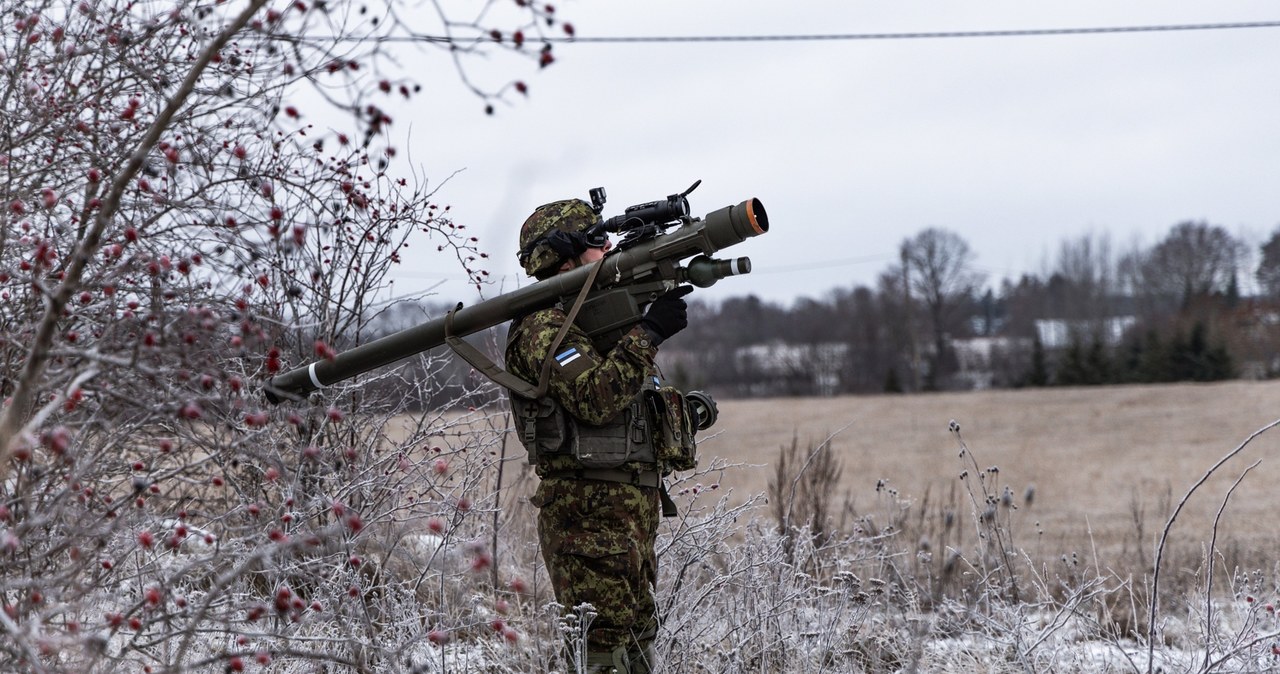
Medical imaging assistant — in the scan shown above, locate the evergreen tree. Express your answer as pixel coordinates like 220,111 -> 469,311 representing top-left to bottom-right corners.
1184,321 -> 1236,381
1054,338 -> 1089,386
1053,334 -> 1114,386
1116,334 -> 1145,383
1026,334 -> 1050,387
1186,322 -> 1210,380
1139,329 -> 1172,382
1166,328 -> 1192,381
1225,274 -> 1241,308
1085,338 -> 1113,384
883,368 -> 904,394
1205,341 -> 1236,380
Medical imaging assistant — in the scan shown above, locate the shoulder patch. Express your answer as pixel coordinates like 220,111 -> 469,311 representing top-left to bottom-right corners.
554,346 -> 596,381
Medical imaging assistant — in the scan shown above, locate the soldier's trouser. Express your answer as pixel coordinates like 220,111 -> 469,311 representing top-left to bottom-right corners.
533,477 -> 661,655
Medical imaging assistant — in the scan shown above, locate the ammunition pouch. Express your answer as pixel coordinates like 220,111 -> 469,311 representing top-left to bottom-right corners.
510,393 -> 573,465
646,386 -> 698,472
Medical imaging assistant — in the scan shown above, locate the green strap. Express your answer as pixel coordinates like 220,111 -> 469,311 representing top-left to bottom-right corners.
659,486 -> 678,518
445,259 -> 604,400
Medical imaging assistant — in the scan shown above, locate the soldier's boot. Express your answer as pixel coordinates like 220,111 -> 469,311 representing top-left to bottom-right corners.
582,646 -> 630,674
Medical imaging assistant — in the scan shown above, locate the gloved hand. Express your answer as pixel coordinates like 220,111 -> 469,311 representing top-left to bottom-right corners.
641,285 -> 694,346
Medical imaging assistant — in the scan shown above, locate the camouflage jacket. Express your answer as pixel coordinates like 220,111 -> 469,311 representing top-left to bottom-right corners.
505,306 -> 659,477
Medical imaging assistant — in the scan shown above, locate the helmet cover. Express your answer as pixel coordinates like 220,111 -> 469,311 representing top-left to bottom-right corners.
517,198 -> 600,278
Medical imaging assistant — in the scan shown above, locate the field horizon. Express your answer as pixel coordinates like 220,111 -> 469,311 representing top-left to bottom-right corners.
700,380 -> 1280,569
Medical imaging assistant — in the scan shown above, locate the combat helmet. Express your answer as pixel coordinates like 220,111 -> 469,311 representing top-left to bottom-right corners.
517,198 -> 603,279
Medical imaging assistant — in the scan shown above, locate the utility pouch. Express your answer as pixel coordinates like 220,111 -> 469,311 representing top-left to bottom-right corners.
508,393 -> 575,464
574,400 -> 656,469
646,386 -> 698,471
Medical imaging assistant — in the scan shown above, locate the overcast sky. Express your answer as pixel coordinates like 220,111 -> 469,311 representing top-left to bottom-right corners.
371,1 -> 1280,307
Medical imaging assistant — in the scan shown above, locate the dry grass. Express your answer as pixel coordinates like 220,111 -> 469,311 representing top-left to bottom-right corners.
701,380 -> 1280,570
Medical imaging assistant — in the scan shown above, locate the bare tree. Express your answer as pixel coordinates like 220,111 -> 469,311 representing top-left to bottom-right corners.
1051,231 -> 1118,322
1136,220 -> 1244,306
0,1 -> 570,670
899,227 -> 985,389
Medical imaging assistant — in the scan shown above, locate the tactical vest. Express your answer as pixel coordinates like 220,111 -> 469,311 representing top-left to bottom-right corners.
508,375 -> 697,473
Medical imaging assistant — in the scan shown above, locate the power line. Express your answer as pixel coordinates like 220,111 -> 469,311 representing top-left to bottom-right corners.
360,20 -> 1280,45
302,19 -> 1280,60
541,20 -> 1280,43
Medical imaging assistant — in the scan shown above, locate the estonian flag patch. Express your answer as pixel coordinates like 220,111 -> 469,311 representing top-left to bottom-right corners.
555,348 -> 582,367
552,346 -> 595,380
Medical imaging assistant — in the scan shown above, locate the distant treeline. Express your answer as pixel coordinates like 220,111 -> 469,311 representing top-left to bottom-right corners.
658,291 -> 1253,399
657,220 -> 1280,398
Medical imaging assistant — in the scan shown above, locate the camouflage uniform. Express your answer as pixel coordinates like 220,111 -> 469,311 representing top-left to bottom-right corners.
506,310 -> 664,662
507,198 -> 692,673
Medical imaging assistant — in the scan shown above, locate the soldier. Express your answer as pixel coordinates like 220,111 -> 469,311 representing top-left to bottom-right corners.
505,198 -> 696,674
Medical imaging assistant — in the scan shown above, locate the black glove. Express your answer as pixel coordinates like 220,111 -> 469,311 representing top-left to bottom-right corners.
641,286 -> 693,346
